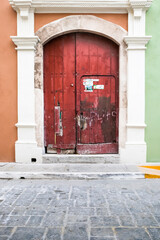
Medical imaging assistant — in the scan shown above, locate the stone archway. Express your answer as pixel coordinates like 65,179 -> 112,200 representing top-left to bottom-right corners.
34,15 -> 127,155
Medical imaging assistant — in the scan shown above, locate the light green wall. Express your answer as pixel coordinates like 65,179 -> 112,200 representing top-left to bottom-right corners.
146,0 -> 160,162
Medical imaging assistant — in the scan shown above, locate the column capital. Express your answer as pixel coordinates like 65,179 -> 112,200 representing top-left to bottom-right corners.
11,36 -> 39,50
124,36 -> 151,50
129,0 -> 152,10
9,0 -> 34,18
129,0 -> 152,17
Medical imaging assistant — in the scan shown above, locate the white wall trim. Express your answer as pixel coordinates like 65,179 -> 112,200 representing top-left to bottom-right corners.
9,0 -> 152,14
11,36 -> 39,50
124,36 -> 152,49
9,0 -> 32,18
121,33 -> 151,164
124,36 -> 151,44
15,123 -> 37,127
11,35 -> 42,163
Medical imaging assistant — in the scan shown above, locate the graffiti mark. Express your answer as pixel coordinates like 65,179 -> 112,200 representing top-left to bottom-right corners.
80,96 -> 117,142
97,96 -> 116,143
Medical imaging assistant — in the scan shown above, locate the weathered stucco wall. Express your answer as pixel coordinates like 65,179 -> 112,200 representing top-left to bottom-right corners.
146,0 -> 160,162
0,1 -> 17,162
35,13 -> 128,32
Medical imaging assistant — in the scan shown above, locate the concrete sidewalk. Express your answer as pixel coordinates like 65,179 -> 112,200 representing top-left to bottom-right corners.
0,163 -> 145,180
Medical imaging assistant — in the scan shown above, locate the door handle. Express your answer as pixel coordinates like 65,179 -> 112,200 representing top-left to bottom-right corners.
80,112 -> 87,130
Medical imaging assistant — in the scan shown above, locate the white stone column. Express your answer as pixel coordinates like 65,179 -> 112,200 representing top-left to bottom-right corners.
10,1 -> 42,163
121,0 -> 151,163
122,36 -> 151,163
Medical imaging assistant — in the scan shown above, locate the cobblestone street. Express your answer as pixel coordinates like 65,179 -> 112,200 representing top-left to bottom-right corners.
0,179 -> 160,240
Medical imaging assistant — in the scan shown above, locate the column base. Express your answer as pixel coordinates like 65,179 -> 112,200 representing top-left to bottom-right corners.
15,142 -> 42,163
120,143 -> 146,164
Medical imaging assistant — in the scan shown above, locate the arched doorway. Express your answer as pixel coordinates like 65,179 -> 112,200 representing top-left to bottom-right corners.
44,32 -> 119,154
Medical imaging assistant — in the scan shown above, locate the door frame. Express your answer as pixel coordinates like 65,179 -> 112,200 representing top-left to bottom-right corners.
35,15 -> 127,155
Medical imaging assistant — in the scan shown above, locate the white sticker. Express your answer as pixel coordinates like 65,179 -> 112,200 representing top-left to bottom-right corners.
90,79 -> 99,82
84,85 -> 93,92
93,85 -> 104,90
83,79 -> 100,92
83,79 -> 93,86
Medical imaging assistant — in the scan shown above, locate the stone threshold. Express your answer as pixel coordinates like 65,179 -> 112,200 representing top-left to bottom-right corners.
42,154 -> 120,164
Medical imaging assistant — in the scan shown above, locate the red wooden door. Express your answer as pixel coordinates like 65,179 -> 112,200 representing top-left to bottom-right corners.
44,33 -> 119,154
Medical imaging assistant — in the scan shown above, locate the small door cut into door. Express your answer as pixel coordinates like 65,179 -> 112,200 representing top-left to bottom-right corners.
44,33 -> 119,154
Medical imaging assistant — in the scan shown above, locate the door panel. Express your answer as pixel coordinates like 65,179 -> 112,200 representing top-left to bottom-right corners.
76,33 -> 119,154
78,75 -> 116,144
44,34 -> 76,153
44,33 -> 119,154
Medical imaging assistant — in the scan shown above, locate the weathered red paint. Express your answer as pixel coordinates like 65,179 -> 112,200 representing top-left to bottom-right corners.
54,106 -> 60,134
44,34 -> 76,153
44,33 -> 119,154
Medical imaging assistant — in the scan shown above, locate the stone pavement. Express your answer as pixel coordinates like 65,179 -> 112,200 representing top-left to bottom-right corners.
0,179 -> 160,240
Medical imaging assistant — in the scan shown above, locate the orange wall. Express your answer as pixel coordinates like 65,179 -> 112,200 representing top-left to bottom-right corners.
35,13 -> 128,32
0,1 -> 17,162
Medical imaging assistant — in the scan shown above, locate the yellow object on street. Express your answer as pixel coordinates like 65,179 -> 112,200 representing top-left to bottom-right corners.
139,166 -> 160,178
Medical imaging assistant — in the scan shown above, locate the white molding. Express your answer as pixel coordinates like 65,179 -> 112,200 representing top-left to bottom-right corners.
129,0 -> 152,9
124,36 -> 152,49
9,0 -> 152,14
9,0 -> 32,18
15,123 -> 36,127
16,141 -> 37,144
124,36 -> 151,45
11,36 -> 39,50
9,0 -> 32,8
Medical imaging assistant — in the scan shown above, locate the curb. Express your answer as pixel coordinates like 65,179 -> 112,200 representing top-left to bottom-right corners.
0,172 -> 144,180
